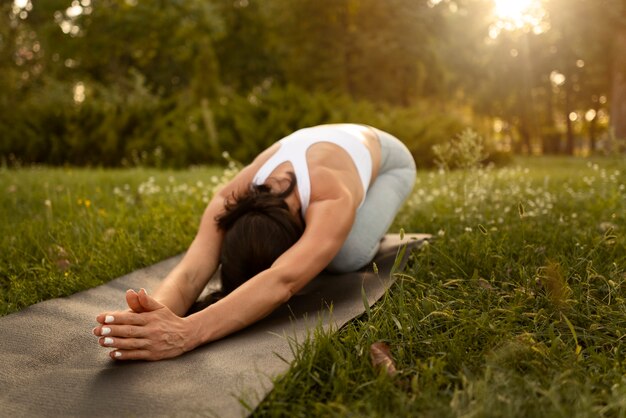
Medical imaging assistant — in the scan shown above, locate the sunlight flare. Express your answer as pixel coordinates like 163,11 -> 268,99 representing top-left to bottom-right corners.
494,0 -> 535,23
490,0 -> 549,38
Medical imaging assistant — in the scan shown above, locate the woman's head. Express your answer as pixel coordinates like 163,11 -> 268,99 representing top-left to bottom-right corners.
215,172 -> 304,293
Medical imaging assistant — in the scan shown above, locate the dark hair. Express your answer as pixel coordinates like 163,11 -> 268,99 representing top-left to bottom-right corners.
215,172 -> 305,294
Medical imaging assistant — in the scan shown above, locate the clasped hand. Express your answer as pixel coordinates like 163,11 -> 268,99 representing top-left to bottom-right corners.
93,288 -> 193,361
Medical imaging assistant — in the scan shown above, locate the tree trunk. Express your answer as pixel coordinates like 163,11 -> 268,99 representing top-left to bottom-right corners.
200,98 -> 219,156
341,0 -> 357,99
589,103 -> 599,153
518,125 -> 533,154
564,79 -> 575,155
611,5 -> 626,140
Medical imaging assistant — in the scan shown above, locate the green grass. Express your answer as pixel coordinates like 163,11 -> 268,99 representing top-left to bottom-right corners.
0,165 -> 228,315
2,157 -> 626,417
253,157 -> 626,417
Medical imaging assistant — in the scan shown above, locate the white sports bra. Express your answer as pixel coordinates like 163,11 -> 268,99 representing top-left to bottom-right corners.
252,124 -> 374,218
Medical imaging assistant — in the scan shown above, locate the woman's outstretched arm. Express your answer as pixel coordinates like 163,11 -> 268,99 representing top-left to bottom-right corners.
92,161 -> 267,358
93,192 -> 356,361
184,193 -> 356,345
91,193 -> 227,361
149,196 -> 225,316
150,148 -> 280,315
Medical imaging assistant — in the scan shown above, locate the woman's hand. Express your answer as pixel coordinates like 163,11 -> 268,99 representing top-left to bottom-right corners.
93,289 -> 197,361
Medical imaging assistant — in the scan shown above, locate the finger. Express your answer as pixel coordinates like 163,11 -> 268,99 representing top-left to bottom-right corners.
110,349 -> 154,361
125,289 -> 144,313
137,288 -> 164,312
95,313 -> 115,324
99,336 -> 149,350
95,311 -> 147,326
93,324 -> 147,338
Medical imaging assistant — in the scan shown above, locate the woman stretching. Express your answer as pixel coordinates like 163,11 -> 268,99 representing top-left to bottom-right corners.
93,124 -> 416,360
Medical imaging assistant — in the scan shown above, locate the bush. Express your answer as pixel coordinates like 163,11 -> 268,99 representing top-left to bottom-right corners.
432,128 -> 487,170
0,76 -> 217,167
211,84 -> 382,163
1,81 -> 483,169
1,77 -> 162,166
211,84 -> 471,168
374,105 -> 467,169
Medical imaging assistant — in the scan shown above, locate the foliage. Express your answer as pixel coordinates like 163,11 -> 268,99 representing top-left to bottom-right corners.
1,81 -> 468,168
212,0 -> 279,92
445,0 -> 624,152
266,0 -> 445,105
212,84 -> 472,168
2,0 -> 625,165
433,128 -> 488,170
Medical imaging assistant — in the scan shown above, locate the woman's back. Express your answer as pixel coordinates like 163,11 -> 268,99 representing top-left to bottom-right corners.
249,124 -> 382,217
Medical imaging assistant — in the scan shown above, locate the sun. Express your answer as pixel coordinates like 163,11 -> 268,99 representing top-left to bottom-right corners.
494,0 -> 535,23
490,0 -> 548,38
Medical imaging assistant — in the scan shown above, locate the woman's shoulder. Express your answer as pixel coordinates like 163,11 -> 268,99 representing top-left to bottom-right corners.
307,163 -> 361,211
214,142 -> 281,199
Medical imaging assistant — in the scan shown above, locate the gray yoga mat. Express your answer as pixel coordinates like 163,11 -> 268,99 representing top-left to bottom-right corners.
0,233 -> 429,418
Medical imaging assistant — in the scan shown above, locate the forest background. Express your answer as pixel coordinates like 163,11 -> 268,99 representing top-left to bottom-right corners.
1,0 -> 626,168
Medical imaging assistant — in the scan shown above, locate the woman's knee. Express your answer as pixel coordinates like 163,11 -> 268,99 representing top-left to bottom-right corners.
327,256 -> 365,274
375,166 -> 416,203
327,240 -> 380,273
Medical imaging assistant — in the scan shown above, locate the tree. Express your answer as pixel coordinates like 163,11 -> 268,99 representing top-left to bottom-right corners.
212,0 -> 280,93
445,0 -> 618,154
267,0 -> 445,106
611,0 -> 626,140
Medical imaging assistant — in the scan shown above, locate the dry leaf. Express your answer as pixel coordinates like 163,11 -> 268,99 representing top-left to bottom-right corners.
477,278 -> 493,290
55,258 -> 71,271
370,341 -> 397,376
48,244 -> 68,259
48,245 -> 71,271
103,228 -> 117,241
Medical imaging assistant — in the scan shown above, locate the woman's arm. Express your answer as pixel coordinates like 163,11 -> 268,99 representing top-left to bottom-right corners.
181,193 -> 357,347
146,157 -> 274,315
149,196 -> 224,316
91,193 -> 228,360
93,194 -> 357,360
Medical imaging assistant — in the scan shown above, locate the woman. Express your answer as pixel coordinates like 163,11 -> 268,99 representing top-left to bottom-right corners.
93,124 -> 416,360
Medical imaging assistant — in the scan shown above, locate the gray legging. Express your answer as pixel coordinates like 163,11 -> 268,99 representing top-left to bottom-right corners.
327,128 -> 416,273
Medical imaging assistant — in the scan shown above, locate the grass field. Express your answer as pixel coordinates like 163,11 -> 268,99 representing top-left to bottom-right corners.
0,164 -> 229,315
1,157 -> 625,417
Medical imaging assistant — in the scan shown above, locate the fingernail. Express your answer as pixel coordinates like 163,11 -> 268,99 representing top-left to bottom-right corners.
92,327 -> 98,335
101,327 -> 111,336
140,288 -> 147,295
114,351 -> 122,358
104,337 -> 114,345
104,315 -> 114,324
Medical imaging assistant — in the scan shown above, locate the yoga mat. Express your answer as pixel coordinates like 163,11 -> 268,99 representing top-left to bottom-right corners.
0,233 -> 429,418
